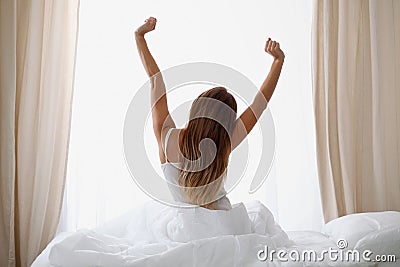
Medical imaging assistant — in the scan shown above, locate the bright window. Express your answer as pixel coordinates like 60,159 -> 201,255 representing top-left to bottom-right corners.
58,0 -> 323,232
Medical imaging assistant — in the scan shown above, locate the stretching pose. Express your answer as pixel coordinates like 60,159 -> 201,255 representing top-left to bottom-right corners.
135,17 -> 284,210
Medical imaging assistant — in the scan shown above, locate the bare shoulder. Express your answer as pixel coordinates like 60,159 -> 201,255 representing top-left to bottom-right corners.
164,128 -> 184,163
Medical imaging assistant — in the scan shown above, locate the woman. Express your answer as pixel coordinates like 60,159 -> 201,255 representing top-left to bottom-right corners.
135,17 -> 284,210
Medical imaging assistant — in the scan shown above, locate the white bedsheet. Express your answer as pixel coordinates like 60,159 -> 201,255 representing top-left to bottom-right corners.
31,201 -> 399,267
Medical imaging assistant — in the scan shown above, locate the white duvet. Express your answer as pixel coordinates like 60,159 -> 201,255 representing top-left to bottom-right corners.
32,201 -> 399,267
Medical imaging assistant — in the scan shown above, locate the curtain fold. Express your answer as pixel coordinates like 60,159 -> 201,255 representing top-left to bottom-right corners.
0,0 -> 80,266
312,0 -> 400,222
0,0 -> 17,266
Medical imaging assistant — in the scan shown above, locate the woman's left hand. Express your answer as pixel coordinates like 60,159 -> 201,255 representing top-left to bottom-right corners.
135,17 -> 157,37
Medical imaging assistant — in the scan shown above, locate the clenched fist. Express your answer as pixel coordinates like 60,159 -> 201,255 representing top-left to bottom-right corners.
265,38 -> 285,61
135,17 -> 157,36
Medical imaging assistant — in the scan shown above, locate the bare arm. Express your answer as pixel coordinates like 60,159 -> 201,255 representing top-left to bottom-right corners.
135,17 -> 175,163
232,38 -> 284,148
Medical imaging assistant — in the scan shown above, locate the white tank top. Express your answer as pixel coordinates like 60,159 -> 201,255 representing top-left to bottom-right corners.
161,128 -> 232,210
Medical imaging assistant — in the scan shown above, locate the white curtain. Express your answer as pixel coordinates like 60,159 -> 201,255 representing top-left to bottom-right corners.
59,0 -> 323,233
312,0 -> 400,222
0,0 -> 80,266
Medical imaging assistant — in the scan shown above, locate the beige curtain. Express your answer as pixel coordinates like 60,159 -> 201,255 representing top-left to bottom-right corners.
0,0 -> 79,266
312,0 -> 400,222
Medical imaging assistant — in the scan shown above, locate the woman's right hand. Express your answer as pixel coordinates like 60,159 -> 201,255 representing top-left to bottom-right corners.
135,17 -> 157,37
265,38 -> 285,61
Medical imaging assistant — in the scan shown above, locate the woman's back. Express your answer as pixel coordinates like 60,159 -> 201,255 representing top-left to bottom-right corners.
162,128 -> 232,210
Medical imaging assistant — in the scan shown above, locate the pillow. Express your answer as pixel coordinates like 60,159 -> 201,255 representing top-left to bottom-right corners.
354,226 -> 400,259
322,211 -> 400,249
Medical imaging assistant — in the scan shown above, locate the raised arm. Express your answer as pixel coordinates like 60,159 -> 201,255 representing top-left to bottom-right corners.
232,38 -> 284,148
135,17 -> 175,163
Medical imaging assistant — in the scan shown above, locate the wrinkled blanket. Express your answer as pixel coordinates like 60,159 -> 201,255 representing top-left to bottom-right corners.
44,201 -> 382,267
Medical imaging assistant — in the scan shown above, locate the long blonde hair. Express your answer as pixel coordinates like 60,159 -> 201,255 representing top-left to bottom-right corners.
178,87 -> 237,209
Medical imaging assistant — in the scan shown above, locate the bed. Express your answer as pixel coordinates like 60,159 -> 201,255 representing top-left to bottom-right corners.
31,201 -> 400,267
